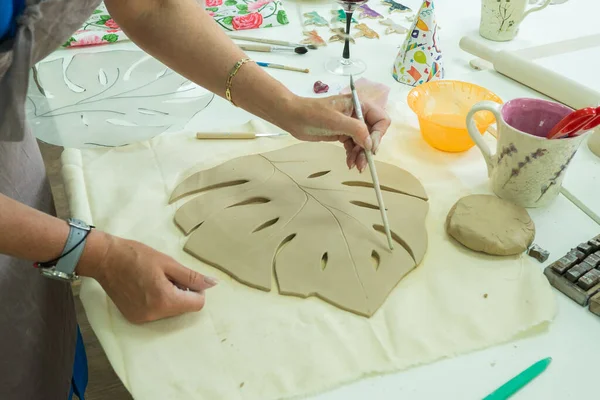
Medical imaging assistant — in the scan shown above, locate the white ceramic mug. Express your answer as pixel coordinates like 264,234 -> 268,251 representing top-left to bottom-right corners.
479,0 -> 552,41
467,98 -> 590,208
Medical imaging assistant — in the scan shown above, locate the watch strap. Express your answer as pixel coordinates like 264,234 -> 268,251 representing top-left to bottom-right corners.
54,218 -> 90,277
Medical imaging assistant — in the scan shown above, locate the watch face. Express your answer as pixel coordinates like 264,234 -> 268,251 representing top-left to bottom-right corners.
68,218 -> 90,230
39,268 -> 78,282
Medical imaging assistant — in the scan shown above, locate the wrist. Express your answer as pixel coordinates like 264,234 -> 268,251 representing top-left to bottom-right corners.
76,230 -> 113,280
271,91 -> 300,129
231,62 -> 299,127
269,93 -> 305,134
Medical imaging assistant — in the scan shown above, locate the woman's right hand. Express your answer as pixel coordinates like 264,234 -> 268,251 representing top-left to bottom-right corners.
77,230 -> 217,324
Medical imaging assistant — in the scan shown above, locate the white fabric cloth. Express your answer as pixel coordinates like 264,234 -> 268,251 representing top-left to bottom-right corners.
62,114 -> 555,400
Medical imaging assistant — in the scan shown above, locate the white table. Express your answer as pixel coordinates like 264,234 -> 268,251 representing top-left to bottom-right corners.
46,0 -> 600,398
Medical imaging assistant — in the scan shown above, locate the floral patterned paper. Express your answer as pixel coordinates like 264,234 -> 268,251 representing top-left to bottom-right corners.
62,3 -> 128,48
205,0 -> 289,31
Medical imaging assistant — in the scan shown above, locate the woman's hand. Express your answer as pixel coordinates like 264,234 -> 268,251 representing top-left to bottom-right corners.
77,230 -> 217,324
281,95 -> 391,172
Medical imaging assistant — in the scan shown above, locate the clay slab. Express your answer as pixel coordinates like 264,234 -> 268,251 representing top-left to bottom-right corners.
171,143 -> 429,317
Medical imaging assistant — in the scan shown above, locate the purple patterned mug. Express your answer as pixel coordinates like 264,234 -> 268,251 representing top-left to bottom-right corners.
466,98 -> 590,207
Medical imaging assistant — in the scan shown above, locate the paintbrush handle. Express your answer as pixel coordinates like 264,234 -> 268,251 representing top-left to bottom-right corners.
364,150 -> 394,250
275,65 -> 309,73
196,132 -> 257,139
229,35 -> 302,48
350,78 -> 394,250
239,44 -> 273,53
257,62 -> 309,73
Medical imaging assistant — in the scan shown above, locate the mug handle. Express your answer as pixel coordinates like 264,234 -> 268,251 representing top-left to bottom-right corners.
466,100 -> 502,176
522,0 -> 552,21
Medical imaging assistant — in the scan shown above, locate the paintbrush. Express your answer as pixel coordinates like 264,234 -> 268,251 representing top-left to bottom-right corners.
239,44 -> 308,55
229,34 -> 318,50
256,61 -> 309,74
349,75 -> 394,251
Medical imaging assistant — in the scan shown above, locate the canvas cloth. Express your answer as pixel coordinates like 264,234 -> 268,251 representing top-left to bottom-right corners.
0,0 -> 100,398
62,113 -> 557,400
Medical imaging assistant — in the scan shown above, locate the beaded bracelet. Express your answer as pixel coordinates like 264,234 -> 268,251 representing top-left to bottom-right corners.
226,58 -> 253,107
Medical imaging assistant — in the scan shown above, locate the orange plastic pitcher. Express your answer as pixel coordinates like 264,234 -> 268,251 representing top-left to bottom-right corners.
407,81 -> 503,152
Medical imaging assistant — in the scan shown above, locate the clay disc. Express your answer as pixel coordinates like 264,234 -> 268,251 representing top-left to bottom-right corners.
589,131 -> 600,159
445,195 -> 535,256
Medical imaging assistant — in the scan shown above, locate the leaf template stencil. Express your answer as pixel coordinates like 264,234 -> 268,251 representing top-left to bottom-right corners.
170,143 -> 429,317
27,50 -> 214,148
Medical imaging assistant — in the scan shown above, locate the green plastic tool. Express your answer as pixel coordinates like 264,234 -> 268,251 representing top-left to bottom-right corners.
483,357 -> 552,400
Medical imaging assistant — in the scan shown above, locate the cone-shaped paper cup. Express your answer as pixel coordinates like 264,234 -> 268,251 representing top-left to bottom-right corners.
392,0 -> 444,86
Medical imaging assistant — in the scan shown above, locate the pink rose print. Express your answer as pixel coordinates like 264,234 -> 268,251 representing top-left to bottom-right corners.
205,0 -> 223,6
70,35 -> 107,47
232,12 -> 263,30
248,0 -> 274,11
104,18 -> 119,29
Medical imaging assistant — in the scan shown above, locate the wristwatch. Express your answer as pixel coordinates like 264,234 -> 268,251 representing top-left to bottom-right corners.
38,218 -> 92,282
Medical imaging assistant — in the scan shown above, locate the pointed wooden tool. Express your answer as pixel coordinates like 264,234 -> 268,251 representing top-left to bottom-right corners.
349,75 -> 394,251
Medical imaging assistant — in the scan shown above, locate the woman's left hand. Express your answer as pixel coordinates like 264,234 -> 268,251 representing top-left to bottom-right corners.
281,95 -> 391,172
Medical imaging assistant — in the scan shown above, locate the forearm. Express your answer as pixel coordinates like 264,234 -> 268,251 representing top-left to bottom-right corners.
105,0 -> 297,127
0,193 -> 108,276
0,193 -> 70,262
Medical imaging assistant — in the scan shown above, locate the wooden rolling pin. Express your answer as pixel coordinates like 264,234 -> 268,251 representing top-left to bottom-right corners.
459,36 -> 600,110
514,34 -> 600,59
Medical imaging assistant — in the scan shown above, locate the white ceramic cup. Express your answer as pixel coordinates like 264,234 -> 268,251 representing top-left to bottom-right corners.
479,0 -> 552,42
467,98 -> 590,208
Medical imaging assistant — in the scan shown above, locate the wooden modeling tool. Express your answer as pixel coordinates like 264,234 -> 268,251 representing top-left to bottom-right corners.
256,61 -> 309,74
229,34 -> 318,50
349,75 -> 394,251
196,132 -> 285,139
459,36 -> 600,110
238,44 -> 308,55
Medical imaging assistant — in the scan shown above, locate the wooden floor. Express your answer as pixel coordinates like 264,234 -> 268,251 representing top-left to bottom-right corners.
39,141 -> 133,400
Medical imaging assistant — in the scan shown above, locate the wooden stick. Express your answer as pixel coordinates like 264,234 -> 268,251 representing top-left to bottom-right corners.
349,76 -> 394,251
256,61 -> 309,74
196,132 -> 257,139
228,34 -> 305,48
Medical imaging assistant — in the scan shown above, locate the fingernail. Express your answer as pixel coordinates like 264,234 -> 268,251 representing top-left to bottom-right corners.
204,276 -> 219,288
371,131 -> 381,154
365,136 -> 373,152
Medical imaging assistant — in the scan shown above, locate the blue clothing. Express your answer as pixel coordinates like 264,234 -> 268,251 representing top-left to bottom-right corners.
0,0 -> 25,40
68,325 -> 89,400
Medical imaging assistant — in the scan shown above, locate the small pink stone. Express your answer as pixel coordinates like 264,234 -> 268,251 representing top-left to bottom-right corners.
313,81 -> 329,94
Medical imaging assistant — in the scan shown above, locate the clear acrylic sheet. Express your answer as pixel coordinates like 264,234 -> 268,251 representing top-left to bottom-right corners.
27,50 -> 214,148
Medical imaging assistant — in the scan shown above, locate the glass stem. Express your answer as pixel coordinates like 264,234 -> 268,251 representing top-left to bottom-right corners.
342,11 -> 352,60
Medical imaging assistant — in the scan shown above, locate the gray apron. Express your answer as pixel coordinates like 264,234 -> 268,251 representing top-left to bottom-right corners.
0,0 -> 100,398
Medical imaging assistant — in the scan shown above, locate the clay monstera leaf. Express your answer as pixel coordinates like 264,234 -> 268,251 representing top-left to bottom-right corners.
171,143 -> 429,316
